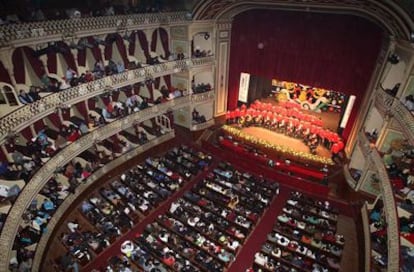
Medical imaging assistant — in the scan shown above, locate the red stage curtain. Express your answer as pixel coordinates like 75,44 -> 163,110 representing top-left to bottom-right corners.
228,10 -> 384,141
158,27 -> 170,59
137,30 -> 150,63
0,61 -> 11,84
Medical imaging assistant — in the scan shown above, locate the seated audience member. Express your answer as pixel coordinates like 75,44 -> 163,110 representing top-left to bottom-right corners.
404,94 -> 414,112
117,61 -> 126,73
28,87 -> 41,102
18,90 -> 34,104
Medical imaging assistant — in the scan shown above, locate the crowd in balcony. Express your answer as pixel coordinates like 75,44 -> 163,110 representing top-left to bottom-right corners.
250,191 -> 344,272
0,1 -> 176,25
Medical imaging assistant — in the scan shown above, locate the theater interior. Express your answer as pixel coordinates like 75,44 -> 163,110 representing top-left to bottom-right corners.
0,0 -> 413,271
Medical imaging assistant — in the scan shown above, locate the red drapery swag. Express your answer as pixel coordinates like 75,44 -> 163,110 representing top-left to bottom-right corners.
227,10 -> 384,141
87,98 -> 96,111
75,101 -> 89,122
88,36 -> 103,61
163,75 -> 172,90
33,119 -> 46,133
137,30 -> 150,63
0,61 -> 11,84
158,27 -> 170,59
128,32 -> 136,56
114,35 -> 129,66
46,50 -> 57,74
47,112 -> 62,129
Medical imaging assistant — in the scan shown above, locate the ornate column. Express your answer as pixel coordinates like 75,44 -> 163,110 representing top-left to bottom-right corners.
214,20 -> 232,116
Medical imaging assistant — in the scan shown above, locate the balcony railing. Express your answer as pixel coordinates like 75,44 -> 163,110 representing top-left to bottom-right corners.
343,164 -> 358,189
375,89 -> 414,144
358,131 -> 400,272
0,57 -> 214,144
31,131 -> 175,271
0,92 -> 215,270
361,203 -> 372,272
0,12 -> 188,47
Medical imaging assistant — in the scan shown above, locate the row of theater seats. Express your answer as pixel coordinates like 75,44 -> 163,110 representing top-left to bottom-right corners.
251,191 -> 344,272
368,204 -> 388,269
101,162 -> 279,272
53,145 -> 213,271
8,122 -> 166,271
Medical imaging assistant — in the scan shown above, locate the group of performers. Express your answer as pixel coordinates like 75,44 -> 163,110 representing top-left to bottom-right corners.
225,100 -> 344,156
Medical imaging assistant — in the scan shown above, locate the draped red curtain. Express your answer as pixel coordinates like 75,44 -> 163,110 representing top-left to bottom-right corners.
154,77 -> 161,89
128,32 -> 136,56
228,10 -> 384,141
100,96 -> 110,106
0,61 -> 11,84
104,36 -> 113,61
158,27 -> 170,58
151,30 -> 158,52
111,90 -> 120,101
163,75 -> 172,90
47,51 -> 57,74
20,127 -> 33,141
146,83 -> 154,101
12,49 -> 25,84
77,48 -> 86,67
0,147 -> 7,162
75,101 -> 89,121
124,86 -> 132,97
61,108 -> 71,121
22,47 -> 44,79
33,119 -> 45,133
88,37 -> 102,61
133,84 -> 141,95
87,98 -> 96,110
137,30 -> 150,63
114,35 -> 129,65
47,112 -> 62,129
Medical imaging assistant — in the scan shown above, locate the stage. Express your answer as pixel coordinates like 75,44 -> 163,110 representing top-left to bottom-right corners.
241,126 -> 332,159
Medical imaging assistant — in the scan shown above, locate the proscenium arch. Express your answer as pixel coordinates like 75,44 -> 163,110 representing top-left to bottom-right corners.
193,0 -> 414,41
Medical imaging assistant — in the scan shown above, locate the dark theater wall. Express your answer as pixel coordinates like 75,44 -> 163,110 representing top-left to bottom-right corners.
228,9 -> 385,140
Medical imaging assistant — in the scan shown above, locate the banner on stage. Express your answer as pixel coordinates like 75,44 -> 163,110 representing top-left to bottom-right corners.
238,72 -> 250,103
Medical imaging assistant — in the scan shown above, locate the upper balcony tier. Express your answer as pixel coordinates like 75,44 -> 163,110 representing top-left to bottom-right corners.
0,12 -> 189,48
0,56 -> 215,145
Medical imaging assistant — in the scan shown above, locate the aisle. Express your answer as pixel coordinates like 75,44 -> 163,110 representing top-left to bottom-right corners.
227,186 -> 291,272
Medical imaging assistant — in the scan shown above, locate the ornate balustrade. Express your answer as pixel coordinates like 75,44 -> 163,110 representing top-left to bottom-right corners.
358,131 -> 400,272
31,131 -> 175,271
0,94 -> 204,271
0,57 -> 214,144
343,164 -> 358,189
361,202 -> 372,272
0,12 -> 188,48
375,89 -> 414,145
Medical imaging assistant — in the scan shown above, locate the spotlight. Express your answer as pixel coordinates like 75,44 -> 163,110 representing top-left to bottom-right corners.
388,53 -> 400,64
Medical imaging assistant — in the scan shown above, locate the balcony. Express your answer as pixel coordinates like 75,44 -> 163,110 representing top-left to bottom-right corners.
191,118 -> 215,131
0,57 -> 215,144
0,92 -> 215,268
375,89 -> 414,144
358,131 -> 400,272
0,12 -> 188,48
30,131 -> 175,270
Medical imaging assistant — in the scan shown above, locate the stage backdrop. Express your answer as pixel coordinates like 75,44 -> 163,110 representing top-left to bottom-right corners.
228,9 -> 384,141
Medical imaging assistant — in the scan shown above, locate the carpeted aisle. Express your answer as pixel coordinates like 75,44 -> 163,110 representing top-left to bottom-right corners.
227,186 -> 291,272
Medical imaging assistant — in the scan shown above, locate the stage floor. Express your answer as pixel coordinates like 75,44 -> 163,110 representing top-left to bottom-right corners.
241,126 -> 332,159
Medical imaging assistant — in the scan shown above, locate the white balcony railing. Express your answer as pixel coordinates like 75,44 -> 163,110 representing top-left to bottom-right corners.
0,57 -> 214,144
358,131 -> 400,272
0,12 -> 189,47
375,89 -> 414,145
31,131 -> 175,271
0,91 -> 214,270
